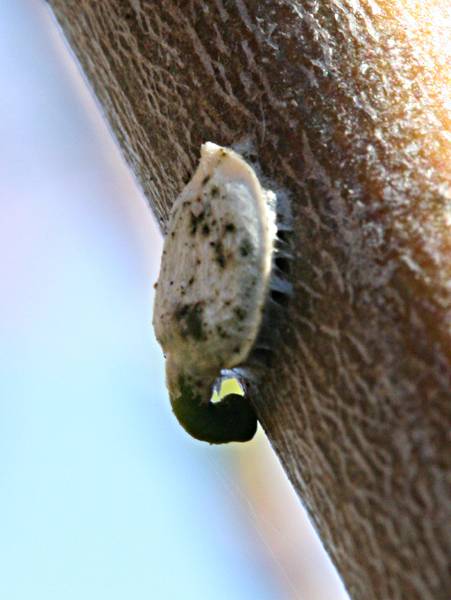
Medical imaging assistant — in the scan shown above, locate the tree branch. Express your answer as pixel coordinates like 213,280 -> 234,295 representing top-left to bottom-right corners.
46,1 -> 450,598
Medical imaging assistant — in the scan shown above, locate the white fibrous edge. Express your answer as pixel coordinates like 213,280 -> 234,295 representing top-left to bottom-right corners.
152,142 -> 277,402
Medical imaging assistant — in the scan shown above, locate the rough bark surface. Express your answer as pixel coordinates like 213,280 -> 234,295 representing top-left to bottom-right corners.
46,1 -> 450,599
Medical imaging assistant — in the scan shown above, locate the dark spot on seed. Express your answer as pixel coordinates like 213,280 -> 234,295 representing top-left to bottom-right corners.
233,306 -> 247,321
202,175 -> 210,185
225,223 -> 236,233
239,238 -> 253,257
175,305 -> 188,318
190,210 -> 205,235
210,186 -> 219,197
216,324 -> 229,339
212,240 -> 226,268
175,302 -> 205,340
233,346 -> 241,354
188,276 -> 194,285
202,224 -> 210,236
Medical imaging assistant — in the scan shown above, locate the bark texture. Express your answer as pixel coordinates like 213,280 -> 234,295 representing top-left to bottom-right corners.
46,1 -> 450,598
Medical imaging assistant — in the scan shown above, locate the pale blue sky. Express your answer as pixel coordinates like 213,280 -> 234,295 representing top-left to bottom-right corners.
0,2 -> 283,598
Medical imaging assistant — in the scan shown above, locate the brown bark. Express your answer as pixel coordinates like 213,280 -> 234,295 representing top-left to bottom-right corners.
46,1 -> 450,598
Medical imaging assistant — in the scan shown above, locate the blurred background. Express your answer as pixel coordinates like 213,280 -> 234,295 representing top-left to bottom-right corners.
0,1 -> 349,598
